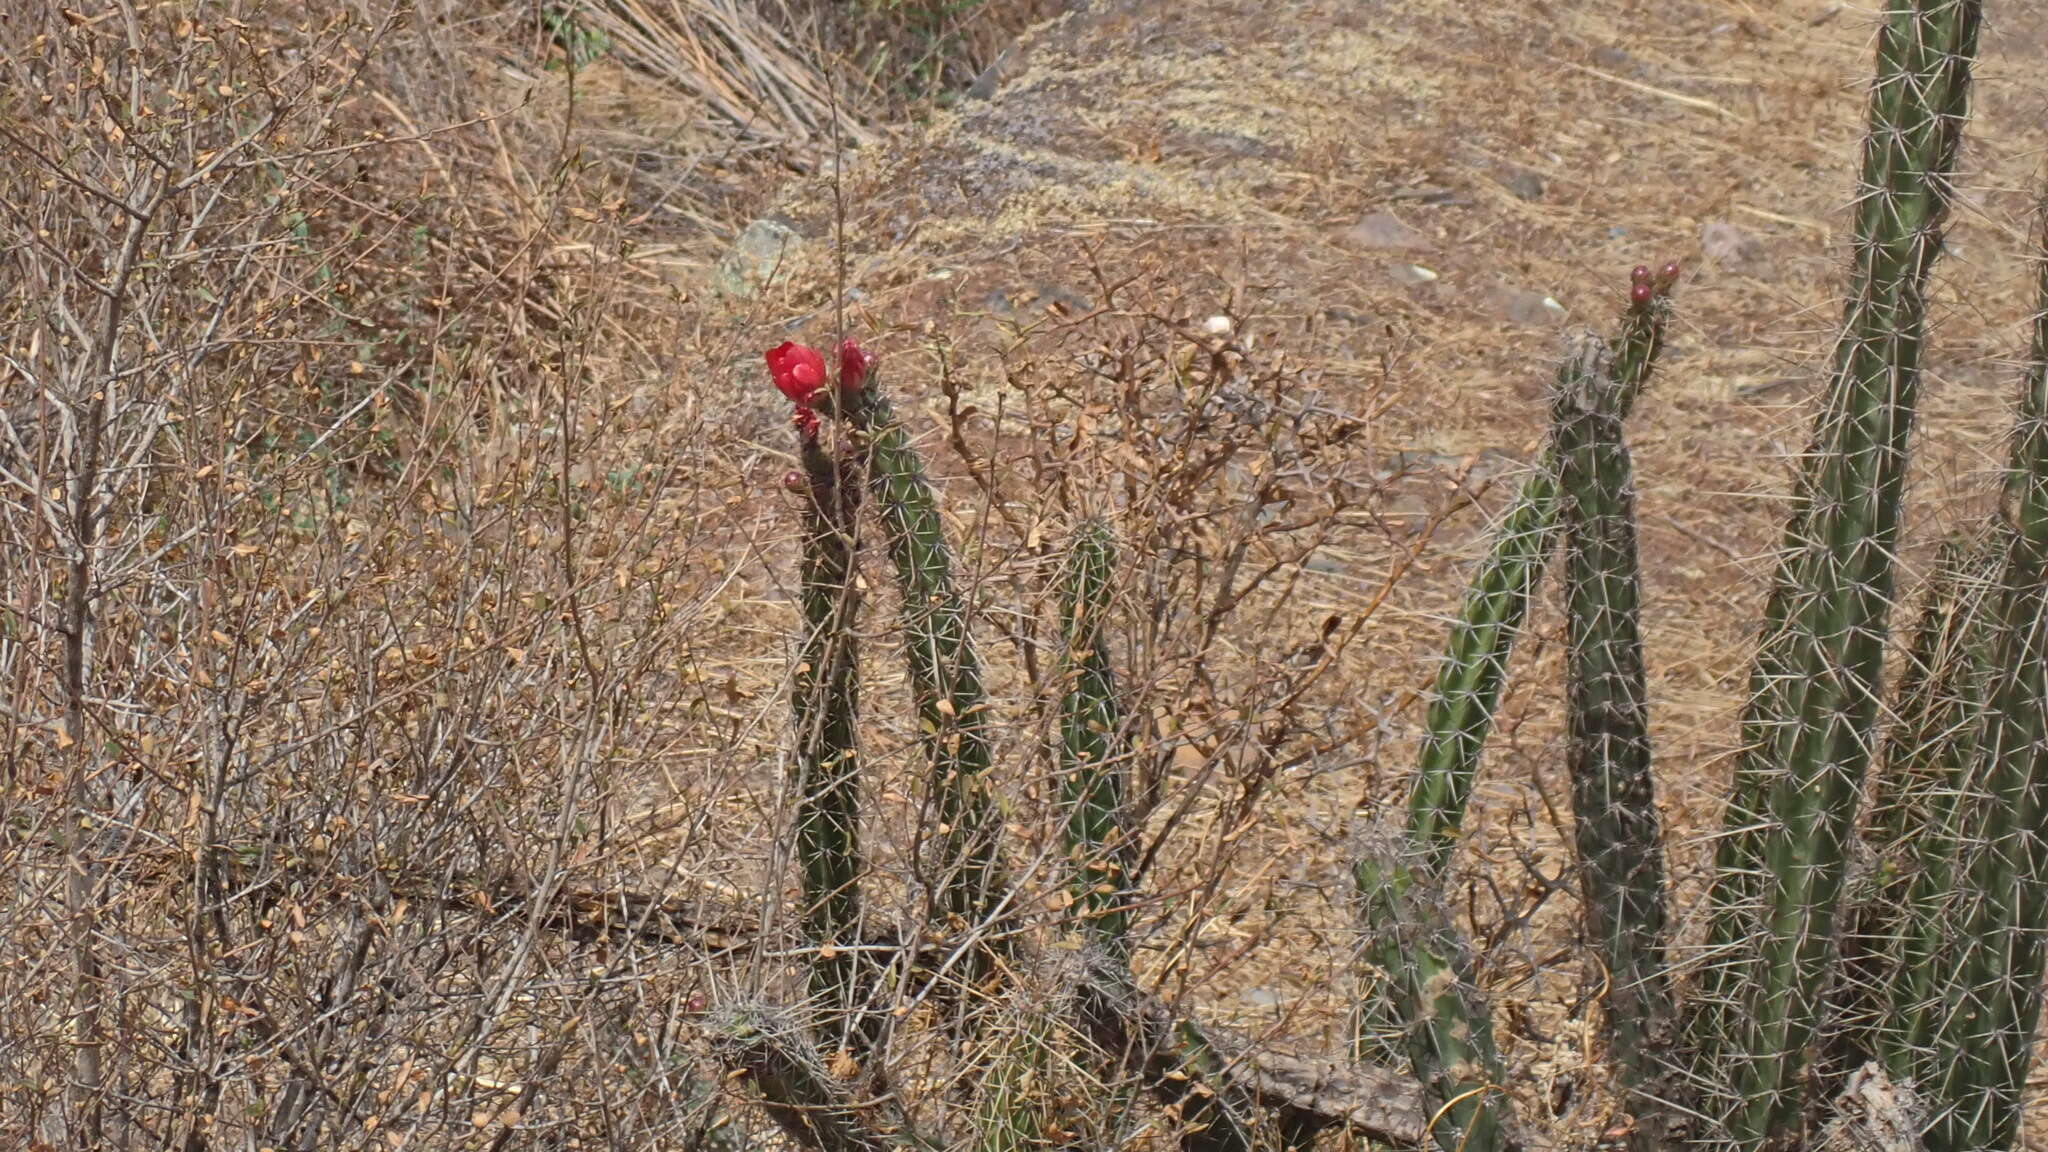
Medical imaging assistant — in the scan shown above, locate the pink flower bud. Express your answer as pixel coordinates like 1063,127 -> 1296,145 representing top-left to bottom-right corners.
837,339 -> 874,393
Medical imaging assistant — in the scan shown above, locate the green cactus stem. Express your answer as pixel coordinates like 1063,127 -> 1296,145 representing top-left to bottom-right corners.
1553,331 -> 1673,1121
1920,205 -> 2048,1152
1355,844 -> 1514,1152
838,369 -> 1015,979
1828,539 -> 1993,1080
1076,962 -> 1258,1152
1697,2 -> 1981,1143
791,435 -> 876,1053
1057,519 -> 1135,956
1403,276 -> 1671,877
713,1004 -> 923,1152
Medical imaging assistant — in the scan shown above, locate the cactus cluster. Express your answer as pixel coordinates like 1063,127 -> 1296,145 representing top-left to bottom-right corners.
733,3 -> 2048,1148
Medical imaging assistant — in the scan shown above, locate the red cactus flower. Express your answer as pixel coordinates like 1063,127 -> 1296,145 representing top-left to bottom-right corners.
837,339 -> 874,393
766,341 -> 829,407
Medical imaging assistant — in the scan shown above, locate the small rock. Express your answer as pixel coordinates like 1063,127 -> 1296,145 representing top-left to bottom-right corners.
1702,219 -> 1767,274
1390,186 -> 1471,207
1499,169 -> 1546,201
1346,211 -> 1432,251
717,217 -> 803,296
1495,287 -> 1568,326
1388,262 -> 1438,285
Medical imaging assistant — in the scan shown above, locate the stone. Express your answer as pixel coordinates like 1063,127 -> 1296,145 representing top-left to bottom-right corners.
1345,211 -> 1432,251
1701,219 -> 1767,274
717,216 -> 803,296
1499,168 -> 1545,201
1494,287 -> 1567,326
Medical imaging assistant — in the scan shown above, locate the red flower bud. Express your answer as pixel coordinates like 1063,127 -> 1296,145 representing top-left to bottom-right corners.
1630,281 -> 1654,308
838,339 -> 874,394
1657,260 -> 1682,288
781,469 -> 807,493
1630,264 -> 1652,284
765,341 -> 828,407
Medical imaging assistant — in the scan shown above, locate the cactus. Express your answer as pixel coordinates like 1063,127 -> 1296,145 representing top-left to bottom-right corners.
1364,270 -> 1676,1152
1057,519 -> 1135,956
1075,964 -> 1259,1152
1399,467 -> 1560,877
789,431 -> 875,1053
747,30 -> 2048,1137
712,1004 -> 927,1152
1918,206 -> 2048,1152
1355,841 -> 1513,1152
1553,318 -> 1672,1116
836,363 -> 1015,973
1827,539 -> 1995,1079
1403,267 -> 1672,878
1694,3 -> 1981,1142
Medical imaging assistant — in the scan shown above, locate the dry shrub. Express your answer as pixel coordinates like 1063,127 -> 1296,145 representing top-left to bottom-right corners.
0,2 -> 772,1146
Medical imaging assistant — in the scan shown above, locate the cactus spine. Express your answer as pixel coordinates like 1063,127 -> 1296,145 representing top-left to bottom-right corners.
1696,3 -> 1980,1142
1057,519 -> 1134,955
792,433 -> 874,1051
1554,316 -> 1671,1113
1920,207 -> 2048,1152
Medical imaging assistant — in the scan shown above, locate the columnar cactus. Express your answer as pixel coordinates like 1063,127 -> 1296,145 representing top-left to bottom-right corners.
1832,538 -> 1994,1078
1403,265 -> 1672,879
774,342 -> 876,1051
1057,519 -> 1134,955
837,355 -> 1014,971
1920,207 -> 2048,1152
1554,281 -> 1674,1114
1696,3 -> 1982,1142
1363,268 -> 1676,1152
